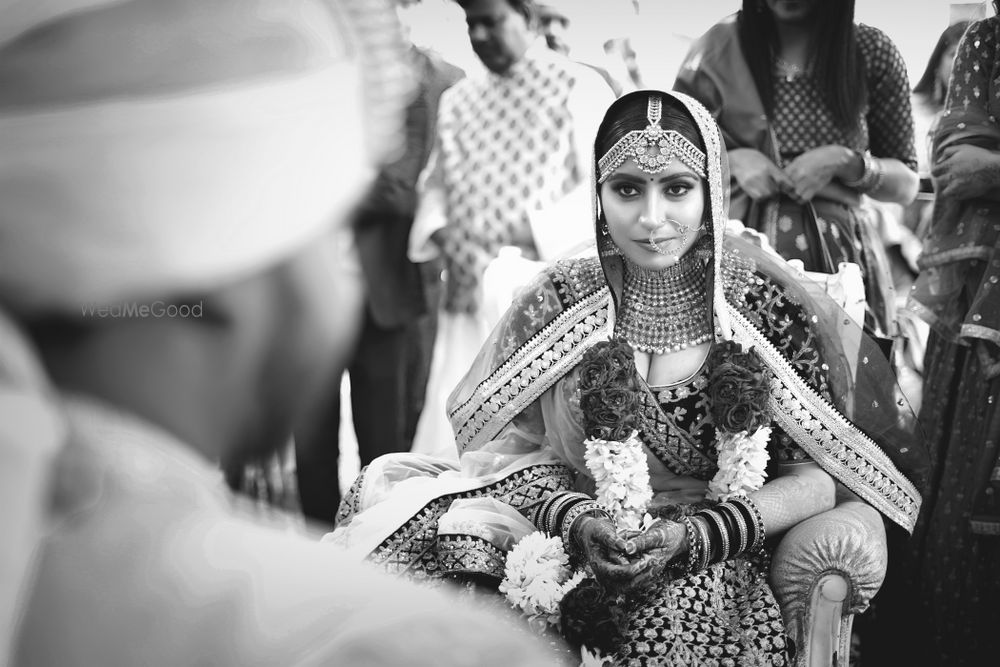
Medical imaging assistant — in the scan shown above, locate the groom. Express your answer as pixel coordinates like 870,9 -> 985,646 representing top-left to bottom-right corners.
2,1 -> 555,665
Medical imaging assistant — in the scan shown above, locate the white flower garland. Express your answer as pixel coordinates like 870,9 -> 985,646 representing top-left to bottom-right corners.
707,426 -> 772,501
583,430 -> 653,532
499,532 -> 585,631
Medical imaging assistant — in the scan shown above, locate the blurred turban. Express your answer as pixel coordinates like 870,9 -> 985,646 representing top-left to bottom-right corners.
0,0 -> 413,313
0,2 -> 412,663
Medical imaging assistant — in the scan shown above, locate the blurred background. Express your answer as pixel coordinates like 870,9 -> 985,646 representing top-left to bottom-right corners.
399,0 -> 995,91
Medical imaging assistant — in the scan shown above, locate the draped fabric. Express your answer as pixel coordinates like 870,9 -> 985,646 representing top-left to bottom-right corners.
874,18 -> 1000,666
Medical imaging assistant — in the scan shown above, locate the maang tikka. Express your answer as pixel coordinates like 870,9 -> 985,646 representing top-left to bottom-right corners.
597,95 -> 708,183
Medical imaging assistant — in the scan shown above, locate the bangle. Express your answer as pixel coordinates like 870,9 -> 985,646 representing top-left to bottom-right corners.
842,151 -> 884,194
682,515 -> 701,573
693,515 -> 713,572
729,495 -> 766,554
717,502 -> 748,556
702,509 -> 731,563
560,500 -> 613,547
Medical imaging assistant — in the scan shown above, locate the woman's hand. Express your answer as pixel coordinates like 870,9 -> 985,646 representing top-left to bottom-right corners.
932,144 -> 1000,200
784,145 -> 856,203
729,148 -> 792,200
620,519 -> 688,590
570,515 -> 641,591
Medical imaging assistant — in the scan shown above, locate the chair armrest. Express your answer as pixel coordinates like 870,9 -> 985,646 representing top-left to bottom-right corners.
769,501 -> 887,665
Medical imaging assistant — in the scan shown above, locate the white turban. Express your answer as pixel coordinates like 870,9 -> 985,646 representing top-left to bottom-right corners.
0,0 -> 412,313
0,2 -> 411,662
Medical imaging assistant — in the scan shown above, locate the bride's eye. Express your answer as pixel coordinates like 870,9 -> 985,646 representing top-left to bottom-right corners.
615,183 -> 640,198
665,182 -> 694,197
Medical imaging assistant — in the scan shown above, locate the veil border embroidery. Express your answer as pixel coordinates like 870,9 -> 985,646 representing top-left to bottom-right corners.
451,288 -> 612,453
730,306 -> 920,532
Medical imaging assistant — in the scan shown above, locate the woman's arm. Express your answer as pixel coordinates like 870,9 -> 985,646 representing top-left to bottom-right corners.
785,145 -> 919,205
859,25 -> 920,206
749,462 -> 837,536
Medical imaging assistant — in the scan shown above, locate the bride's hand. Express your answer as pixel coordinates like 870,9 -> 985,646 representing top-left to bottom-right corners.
621,519 -> 688,590
570,515 -> 641,591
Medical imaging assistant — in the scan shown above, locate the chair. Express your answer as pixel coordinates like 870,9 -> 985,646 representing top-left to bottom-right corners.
769,484 -> 888,667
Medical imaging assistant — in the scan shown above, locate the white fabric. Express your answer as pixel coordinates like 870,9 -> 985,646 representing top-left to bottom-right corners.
0,63 -> 371,311
409,312 -> 493,460
437,497 -> 536,550
0,314 -> 64,667
0,0 -> 127,49
14,398 -> 555,667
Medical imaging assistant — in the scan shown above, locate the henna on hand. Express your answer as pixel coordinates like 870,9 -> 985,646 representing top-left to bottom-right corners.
571,515 -> 641,590
619,519 -> 688,590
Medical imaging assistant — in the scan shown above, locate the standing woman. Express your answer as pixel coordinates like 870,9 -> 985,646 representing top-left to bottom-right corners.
675,0 -> 919,337
897,9 -> 1000,665
912,21 -> 970,177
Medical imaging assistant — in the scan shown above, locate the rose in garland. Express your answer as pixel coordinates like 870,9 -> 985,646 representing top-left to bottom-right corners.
579,339 -> 640,442
707,340 -> 771,434
558,577 -> 628,655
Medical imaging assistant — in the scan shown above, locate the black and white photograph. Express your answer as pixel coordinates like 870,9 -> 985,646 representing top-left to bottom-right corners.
2,1 -> 998,665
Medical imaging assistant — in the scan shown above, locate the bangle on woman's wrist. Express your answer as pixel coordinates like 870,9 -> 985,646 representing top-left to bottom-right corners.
560,499 -> 613,547
682,497 -> 767,574
842,151 -> 884,194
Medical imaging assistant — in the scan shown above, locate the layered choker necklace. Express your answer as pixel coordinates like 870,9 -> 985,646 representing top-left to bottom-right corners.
615,253 -> 713,354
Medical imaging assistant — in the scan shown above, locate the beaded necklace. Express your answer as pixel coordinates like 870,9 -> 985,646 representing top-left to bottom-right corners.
616,253 -> 713,354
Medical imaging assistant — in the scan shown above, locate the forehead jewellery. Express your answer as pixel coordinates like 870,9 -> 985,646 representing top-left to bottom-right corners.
597,95 -> 708,183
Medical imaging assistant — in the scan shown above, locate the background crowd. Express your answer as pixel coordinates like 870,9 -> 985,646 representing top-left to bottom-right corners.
3,0 -> 998,666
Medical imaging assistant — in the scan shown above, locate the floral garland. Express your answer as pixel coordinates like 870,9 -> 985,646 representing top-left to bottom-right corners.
704,340 -> 773,501
578,340 -> 653,531
498,532 -> 585,633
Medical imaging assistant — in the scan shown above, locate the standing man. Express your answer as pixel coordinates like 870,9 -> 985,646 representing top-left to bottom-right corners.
2,1 -> 556,665
409,0 -> 614,459
295,22 -> 464,527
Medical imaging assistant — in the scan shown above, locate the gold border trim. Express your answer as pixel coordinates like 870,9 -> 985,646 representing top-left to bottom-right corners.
451,289 -> 613,452
729,306 -> 920,532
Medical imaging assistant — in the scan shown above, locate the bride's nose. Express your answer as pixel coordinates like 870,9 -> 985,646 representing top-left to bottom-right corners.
638,192 -> 665,229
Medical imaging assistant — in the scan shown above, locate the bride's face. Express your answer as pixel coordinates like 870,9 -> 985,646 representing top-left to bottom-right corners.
600,157 -> 706,270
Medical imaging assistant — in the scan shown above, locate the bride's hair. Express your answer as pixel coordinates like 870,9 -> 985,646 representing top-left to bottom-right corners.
595,93 -> 705,163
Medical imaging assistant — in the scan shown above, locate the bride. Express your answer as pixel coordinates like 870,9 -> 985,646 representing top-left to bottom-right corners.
329,90 -> 926,664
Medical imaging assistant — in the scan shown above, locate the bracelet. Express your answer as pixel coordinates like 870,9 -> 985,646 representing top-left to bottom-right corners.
729,495 -> 766,554
696,515 -> 713,572
842,151 -> 884,194
682,515 -> 701,574
702,509 -> 732,563
537,491 -> 589,536
717,502 -> 748,556
550,492 -> 590,535
560,500 -> 613,547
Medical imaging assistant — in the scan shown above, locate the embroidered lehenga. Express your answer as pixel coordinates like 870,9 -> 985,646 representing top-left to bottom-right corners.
330,91 -> 925,665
